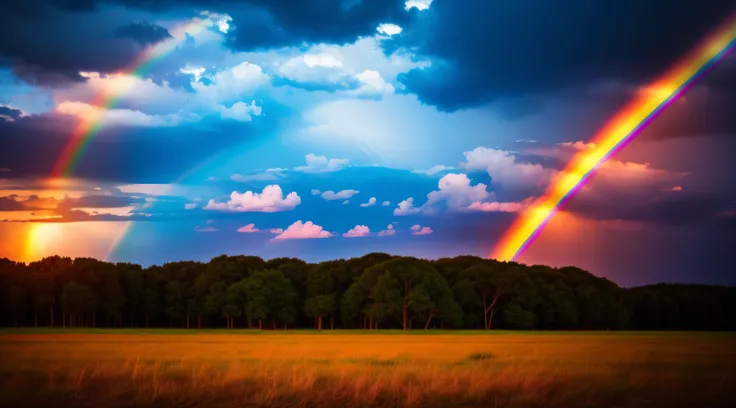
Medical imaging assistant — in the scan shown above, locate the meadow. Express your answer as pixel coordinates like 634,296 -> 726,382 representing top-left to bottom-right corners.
0,330 -> 734,408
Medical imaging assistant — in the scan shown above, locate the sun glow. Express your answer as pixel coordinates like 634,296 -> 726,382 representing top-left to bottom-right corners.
24,223 -> 63,263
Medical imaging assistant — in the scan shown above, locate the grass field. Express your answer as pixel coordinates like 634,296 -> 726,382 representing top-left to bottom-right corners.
0,330 -> 734,407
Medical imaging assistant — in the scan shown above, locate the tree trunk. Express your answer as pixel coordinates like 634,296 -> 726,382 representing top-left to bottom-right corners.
369,316 -> 373,330
402,297 -> 408,330
424,310 -> 435,330
50,306 -> 54,328
248,317 -> 252,329
488,309 -> 496,330
258,319 -> 262,330
317,315 -> 322,331
272,320 -> 276,330
330,316 -> 334,330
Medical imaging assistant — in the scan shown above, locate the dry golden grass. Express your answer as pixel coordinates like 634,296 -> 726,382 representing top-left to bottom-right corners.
0,330 -> 734,407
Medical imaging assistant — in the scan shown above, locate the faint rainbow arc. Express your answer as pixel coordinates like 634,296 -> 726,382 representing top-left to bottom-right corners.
492,14 -> 736,262
50,18 -> 212,178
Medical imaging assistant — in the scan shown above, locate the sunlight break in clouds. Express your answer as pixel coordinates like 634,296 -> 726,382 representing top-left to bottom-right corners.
405,0 -> 433,11
56,101 -> 193,127
204,185 -> 301,212
273,221 -> 332,240
377,24 -> 403,37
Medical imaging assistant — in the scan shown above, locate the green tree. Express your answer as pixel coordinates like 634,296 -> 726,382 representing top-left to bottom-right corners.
99,271 -> 127,327
60,282 -> 97,328
242,270 -> 297,329
31,274 -> 55,327
455,261 -> 536,329
304,264 -> 340,330
5,285 -> 27,327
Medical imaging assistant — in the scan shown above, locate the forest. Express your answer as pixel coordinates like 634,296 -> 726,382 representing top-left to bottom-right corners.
1,253 -> 734,331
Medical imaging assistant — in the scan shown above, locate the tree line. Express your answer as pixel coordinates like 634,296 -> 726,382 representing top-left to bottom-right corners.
1,254 -> 734,331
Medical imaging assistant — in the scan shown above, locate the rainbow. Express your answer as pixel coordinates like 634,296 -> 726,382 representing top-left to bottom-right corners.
50,15 -> 219,178
492,14 -> 736,262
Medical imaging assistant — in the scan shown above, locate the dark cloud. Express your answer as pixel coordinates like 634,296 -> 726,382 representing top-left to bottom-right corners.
0,105 -> 25,121
114,22 -> 172,46
0,196 -> 24,211
0,6 -> 151,85
57,195 -> 145,210
1,0 -> 411,85
566,190 -> 731,226
0,195 -> 57,211
392,0 -> 734,112
0,110 -> 280,182
220,0 -> 411,51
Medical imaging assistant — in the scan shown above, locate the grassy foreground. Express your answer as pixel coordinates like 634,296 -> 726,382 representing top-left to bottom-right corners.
0,330 -> 734,407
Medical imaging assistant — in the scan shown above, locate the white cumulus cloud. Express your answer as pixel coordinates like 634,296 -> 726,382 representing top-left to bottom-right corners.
219,100 -> 263,122
410,224 -> 433,235
377,23 -> 403,37
348,70 -> 395,98
360,197 -> 377,207
405,0 -> 433,11
378,224 -> 396,236
273,220 -> 333,240
395,173 -> 493,215
237,223 -> 260,233
294,153 -> 350,173
343,225 -> 370,238
461,147 -> 551,188
204,185 -> 301,212
321,189 -> 359,200
394,197 -> 420,215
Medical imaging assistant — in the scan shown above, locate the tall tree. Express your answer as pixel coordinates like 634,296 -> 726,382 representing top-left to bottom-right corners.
5,285 -> 27,327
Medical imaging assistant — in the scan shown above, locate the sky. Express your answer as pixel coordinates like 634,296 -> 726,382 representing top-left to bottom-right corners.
1,0 -> 735,287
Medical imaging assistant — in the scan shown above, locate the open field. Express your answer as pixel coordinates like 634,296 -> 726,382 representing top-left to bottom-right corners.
1,330 -> 735,407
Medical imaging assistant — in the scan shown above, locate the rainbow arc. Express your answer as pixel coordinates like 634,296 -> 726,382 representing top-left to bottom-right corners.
492,14 -> 736,261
